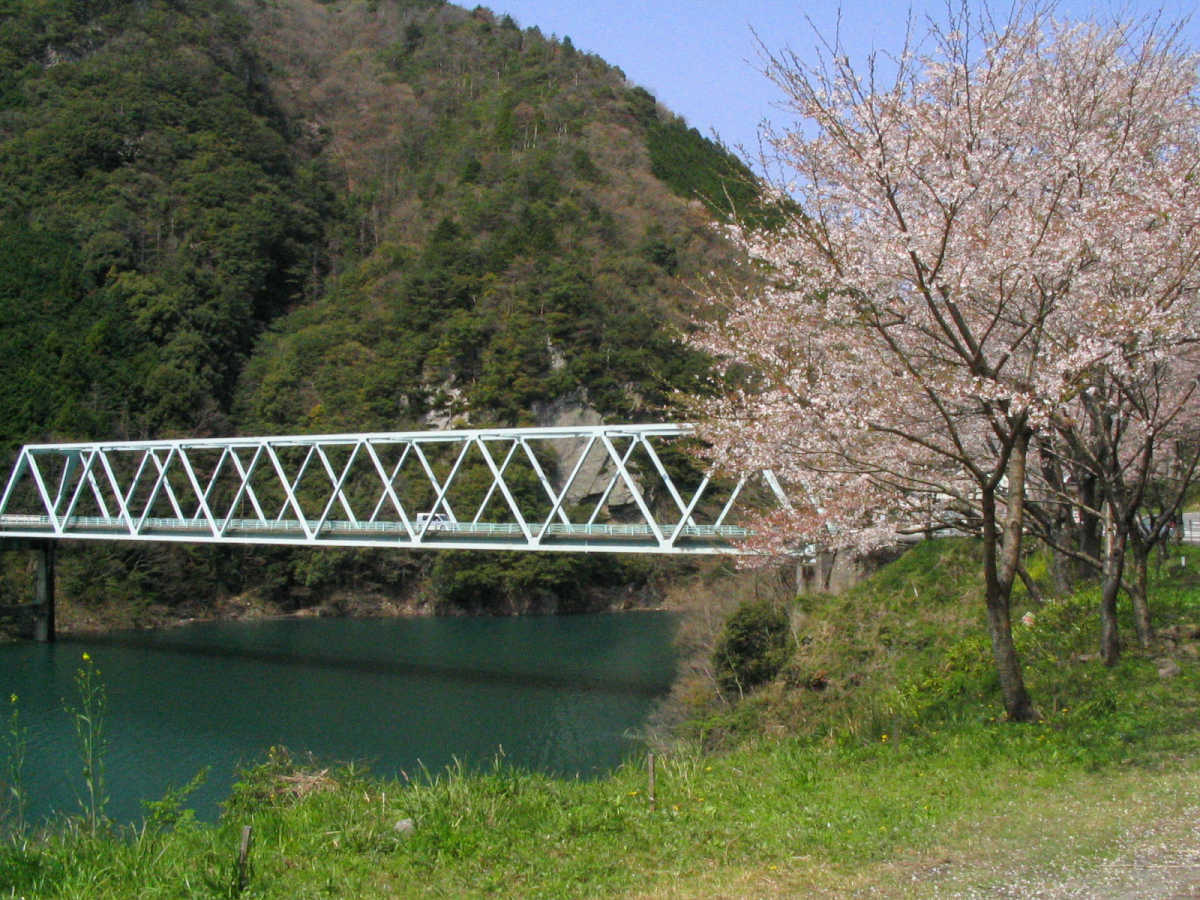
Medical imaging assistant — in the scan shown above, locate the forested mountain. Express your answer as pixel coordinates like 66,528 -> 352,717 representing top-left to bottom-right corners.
0,0 -> 760,618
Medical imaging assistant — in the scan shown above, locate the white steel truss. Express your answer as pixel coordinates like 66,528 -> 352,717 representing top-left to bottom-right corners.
0,425 -> 786,555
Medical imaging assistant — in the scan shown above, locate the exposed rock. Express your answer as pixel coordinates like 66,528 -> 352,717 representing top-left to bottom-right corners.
532,396 -> 635,509
796,545 -> 906,594
546,337 -> 566,372
533,394 -> 602,430
423,377 -> 469,431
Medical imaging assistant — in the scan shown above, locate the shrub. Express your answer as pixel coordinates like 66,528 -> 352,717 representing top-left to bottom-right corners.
712,599 -> 791,697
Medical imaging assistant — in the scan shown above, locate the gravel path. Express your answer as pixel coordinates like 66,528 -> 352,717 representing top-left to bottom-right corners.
955,805 -> 1200,899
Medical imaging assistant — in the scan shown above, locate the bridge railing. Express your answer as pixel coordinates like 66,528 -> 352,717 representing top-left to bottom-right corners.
0,425 -> 784,554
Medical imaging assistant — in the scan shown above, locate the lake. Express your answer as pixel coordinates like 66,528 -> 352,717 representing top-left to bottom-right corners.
0,611 -> 679,824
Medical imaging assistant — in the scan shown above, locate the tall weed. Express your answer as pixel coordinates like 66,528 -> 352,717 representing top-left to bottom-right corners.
2,691 -> 26,835
65,652 -> 108,835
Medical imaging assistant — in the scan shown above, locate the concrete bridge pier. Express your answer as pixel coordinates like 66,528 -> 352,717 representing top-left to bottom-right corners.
33,539 -> 54,643
0,538 -> 55,642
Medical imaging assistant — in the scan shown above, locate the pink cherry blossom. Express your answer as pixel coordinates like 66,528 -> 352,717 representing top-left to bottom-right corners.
689,5 -> 1200,720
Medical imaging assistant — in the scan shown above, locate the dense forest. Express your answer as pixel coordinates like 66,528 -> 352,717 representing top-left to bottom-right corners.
0,0 -> 762,619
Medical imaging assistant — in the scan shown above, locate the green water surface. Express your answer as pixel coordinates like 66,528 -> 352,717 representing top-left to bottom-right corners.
0,612 -> 678,824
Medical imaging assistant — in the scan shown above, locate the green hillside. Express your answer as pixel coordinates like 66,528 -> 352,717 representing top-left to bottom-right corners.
0,0 -> 762,618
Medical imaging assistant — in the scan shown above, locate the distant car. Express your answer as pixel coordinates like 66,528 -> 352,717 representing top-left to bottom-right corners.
416,512 -> 449,531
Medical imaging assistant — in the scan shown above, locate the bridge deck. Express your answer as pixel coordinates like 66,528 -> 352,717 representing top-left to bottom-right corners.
0,513 -> 749,553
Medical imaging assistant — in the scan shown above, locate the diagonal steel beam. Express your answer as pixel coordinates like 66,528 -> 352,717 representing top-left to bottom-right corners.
668,474 -> 712,547
584,437 -> 640,526
21,451 -> 62,531
412,440 -> 473,538
471,440 -> 520,525
363,440 -> 416,539
314,441 -> 364,536
314,442 -> 360,526
175,448 -> 221,537
95,446 -> 136,535
144,447 -> 188,525
221,445 -> 268,535
263,442 -> 315,540
60,449 -> 105,528
473,438 -> 533,541
638,436 -> 697,527
534,434 -> 599,543
52,453 -> 80,518
274,445 -> 317,523
519,439 -> 573,528
598,434 -> 665,545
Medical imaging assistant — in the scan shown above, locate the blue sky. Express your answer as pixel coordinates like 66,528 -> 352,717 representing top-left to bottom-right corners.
493,1 -> 1200,164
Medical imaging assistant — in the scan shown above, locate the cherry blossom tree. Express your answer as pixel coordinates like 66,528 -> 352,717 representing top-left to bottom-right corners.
1026,353 -> 1200,660
691,5 -> 1200,720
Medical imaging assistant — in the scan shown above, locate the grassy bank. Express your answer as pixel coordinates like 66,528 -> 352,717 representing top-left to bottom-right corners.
3,540 -> 1199,898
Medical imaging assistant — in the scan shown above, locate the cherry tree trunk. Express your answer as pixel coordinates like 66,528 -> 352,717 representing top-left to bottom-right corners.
1099,575 -> 1122,665
1099,521 -> 1128,666
1076,475 -> 1104,583
981,440 -> 1038,722
983,579 -> 1037,720
1129,544 -> 1153,649
1050,547 -> 1075,595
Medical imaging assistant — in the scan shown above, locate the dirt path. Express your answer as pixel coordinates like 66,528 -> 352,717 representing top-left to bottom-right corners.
950,804 -> 1200,899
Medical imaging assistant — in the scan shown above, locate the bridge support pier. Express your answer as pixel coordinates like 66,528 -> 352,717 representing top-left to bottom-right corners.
33,540 -> 54,643
0,538 -> 55,642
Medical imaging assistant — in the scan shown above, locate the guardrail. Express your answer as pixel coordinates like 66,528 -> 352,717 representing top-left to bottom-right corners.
1183,519 -> 1200,545
0,513 -> 751,541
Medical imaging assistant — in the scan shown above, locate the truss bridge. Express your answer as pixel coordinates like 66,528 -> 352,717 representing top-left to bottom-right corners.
0,425 -> 784,555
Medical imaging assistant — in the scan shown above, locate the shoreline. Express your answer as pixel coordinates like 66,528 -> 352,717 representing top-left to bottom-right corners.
51,587 -> 675,638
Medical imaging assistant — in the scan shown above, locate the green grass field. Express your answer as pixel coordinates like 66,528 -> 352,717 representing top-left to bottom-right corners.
3,540 -> 1199,898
